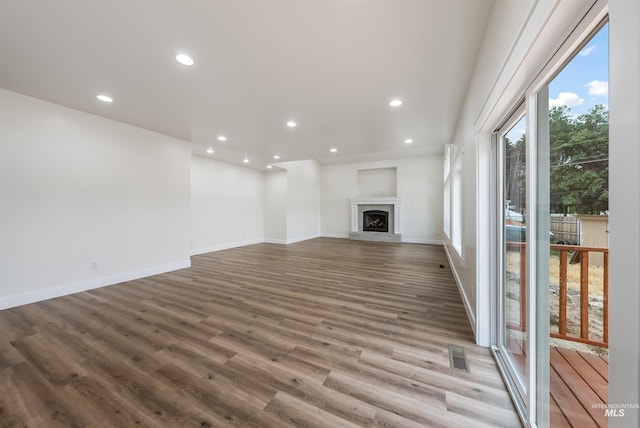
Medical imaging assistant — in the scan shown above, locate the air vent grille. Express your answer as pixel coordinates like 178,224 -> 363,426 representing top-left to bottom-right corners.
448,344 -> 470,372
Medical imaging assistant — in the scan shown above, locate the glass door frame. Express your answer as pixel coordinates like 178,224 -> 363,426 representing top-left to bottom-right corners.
491,94 -> 550,428
490,5 -> 608,425
491,103 -> 534,424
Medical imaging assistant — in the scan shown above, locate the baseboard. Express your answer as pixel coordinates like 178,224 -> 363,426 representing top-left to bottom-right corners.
401,238 -> 444,245
321,233 -> 349,239
0,259 -> 191,310
285,233 -> 322,244
320,235 -> 443,245
263,238 -> 288,245
443,244 -> 477,338
201,235 -> 320,246
191,239 -> 263,256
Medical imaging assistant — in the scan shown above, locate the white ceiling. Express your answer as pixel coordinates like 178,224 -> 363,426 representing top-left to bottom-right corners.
0,0 -> 494,170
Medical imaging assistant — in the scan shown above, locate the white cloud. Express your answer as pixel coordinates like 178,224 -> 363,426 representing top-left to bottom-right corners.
579,44 -> 597,56
549,92 -> 585,108
513,127 -> 526,139
585,80 -> 608,96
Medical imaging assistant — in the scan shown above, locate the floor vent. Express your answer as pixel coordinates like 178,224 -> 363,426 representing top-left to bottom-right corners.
448,344 -> 470,372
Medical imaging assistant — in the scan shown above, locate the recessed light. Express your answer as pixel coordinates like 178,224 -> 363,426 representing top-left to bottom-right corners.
206,147 -> 214,154
273,155 -> 280,160
96,94 -> 112,103
404,138 -> 414,144
243,158 -> 249,163
330,148 -> 338,153
267,165 -> 273,169
217,136 -> 227,142
176,54 -> 194,66
389,99 -> 402,107
286,120 -> 297,128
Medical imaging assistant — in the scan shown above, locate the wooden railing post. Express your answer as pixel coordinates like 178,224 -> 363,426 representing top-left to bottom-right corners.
549,244 -> 608,348
559,249 -> 568,336
520,245 -> 527,332
580,251 -> 589,340
603,251 -> 609,344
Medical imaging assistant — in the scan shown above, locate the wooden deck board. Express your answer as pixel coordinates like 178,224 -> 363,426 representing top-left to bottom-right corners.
556,347 -> 608,403
550,392 -> 574,428
580,351 -> 609,381
550,346 -> 608,427
550,362 -> 599,427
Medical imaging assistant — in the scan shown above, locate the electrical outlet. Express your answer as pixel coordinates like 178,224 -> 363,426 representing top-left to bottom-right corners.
91,261 -> 98,271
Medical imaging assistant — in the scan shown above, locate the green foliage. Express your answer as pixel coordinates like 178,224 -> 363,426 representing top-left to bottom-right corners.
504,132 -> 527,214
549,105 -> 609,214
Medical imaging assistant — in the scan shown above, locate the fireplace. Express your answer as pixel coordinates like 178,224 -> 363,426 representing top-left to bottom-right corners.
363,210 -> 389,233
349,197 -> 401,242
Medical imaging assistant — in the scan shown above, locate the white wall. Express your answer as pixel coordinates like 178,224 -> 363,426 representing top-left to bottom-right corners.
263,169 -> 287,244
398,157 -> 442,243
190,156 -> 264,254
0,89 -> 191,309
444,0 -> 539,344
320,163 -> 357,238
357,167 -> 397,197
0,92 -> 443,311
321,156 -> 443,244
280,160 -> 322,243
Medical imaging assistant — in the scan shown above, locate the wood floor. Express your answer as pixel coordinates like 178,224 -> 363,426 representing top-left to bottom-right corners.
0,238 -> 521,427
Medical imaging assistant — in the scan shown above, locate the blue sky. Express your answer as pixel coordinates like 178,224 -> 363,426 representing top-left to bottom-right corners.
506,24 -> 608,139
549,23 -> 609,116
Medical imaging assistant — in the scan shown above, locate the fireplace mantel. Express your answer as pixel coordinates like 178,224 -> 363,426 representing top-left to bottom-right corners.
350,197 -> 402,235
350,197 -> 402,206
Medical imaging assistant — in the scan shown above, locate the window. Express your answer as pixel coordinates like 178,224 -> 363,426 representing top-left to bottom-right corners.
443,145 -> 451,238
451,150 -> 463,256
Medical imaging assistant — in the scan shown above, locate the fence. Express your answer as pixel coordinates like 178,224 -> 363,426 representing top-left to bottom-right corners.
550,214 -> 579,244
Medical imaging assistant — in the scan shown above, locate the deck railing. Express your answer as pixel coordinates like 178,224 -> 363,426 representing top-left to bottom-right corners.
506,243 -> 609,348
550,244 -> 608,348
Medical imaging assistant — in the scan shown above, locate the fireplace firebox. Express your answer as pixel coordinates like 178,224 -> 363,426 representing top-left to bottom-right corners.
363,210 -> 389,233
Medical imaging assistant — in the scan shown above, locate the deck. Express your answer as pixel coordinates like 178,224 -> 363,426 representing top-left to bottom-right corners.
550,346 -> 608,427
507,243 -> 609,426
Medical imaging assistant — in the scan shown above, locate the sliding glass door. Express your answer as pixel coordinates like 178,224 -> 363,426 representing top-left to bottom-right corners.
494,111 -> 530,416
492,16 -> 608,426
494,99 -> 551,426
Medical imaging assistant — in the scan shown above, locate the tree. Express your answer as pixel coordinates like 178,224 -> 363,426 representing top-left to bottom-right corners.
549,105 -> 609,214
505,133 -> 526,215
